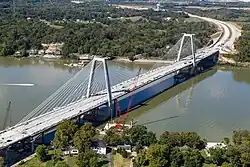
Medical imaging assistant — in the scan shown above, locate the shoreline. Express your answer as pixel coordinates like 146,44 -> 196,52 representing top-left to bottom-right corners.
218,55 -> 250,67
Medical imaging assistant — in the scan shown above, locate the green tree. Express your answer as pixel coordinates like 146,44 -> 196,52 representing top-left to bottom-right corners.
241,153 -> 250,166
103,128 -> 122,146
170,148 -> 184,167
225,145 -> 241,166
232,130 -> 250,145
159,131 -> 182,148
73,122 -> 96,152
77,150 -> 99,167
145,131 -> 157,146
52,120 -> 78,149
223,137 -> 230,145
181,132 -> 206,150
221,162 -> 232,167
52,149 -> 62,164
135,149 -> 149,167
0,156 -> 4,167
35,145 -> 48,162
146,144 -> 170,167
209,147 -> 227,166
55,161 -> 69,167
128,125 -> 156,146
183,148 -> 204,167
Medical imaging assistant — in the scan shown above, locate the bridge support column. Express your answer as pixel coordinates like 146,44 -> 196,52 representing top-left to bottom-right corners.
176,33 -> 196,68
177,35 -> 185,62
31,138 -> 35,152
190,34 -> 196,68
103,58 -> 113,120
86,60 -> 96,98
86,57 -> 113,121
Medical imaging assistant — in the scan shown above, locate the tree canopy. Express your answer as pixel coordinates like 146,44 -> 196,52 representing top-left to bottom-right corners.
52,119 -> 78,149
77,150 -> 99,167
73,122 -> 96,153
35,145 -> 48,162
0,2 -> 216,58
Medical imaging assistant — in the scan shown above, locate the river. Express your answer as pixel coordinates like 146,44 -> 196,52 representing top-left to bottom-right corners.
0,57 -> 249,142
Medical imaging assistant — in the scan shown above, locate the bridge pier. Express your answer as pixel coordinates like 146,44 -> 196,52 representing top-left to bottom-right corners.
86,57 -> 113,121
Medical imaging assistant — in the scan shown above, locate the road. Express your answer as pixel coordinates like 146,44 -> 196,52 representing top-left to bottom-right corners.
188,14 -> 241,54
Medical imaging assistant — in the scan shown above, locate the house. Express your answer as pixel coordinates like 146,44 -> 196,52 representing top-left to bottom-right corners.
42,43 -> 64,56
91,140 -> 107,155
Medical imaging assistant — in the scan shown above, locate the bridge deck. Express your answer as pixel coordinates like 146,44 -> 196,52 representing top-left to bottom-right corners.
0,49 -> 217,149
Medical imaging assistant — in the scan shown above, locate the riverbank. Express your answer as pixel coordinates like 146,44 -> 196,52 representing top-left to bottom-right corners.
218,55 -> 250,67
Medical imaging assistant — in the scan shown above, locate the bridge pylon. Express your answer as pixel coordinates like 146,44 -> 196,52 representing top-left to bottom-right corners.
177,33 -> 196,67
86,57 -> 113,119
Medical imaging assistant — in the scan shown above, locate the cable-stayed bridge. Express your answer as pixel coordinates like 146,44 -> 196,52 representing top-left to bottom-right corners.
0,34 -> 219,152
18,33 -> 199,122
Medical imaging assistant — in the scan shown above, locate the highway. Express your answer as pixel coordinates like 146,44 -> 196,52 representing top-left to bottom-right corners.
188,14 -> 241,54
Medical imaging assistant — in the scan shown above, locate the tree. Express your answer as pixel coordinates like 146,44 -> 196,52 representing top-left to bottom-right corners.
135,149 -> 149,167
159,131 -> 182,148
183,148 -> 204,167
223,137 -> 230,145
36,145 -> 48,162
170,148 -> 184,167
225,145 -> 241,166
77,150 -> 99,167
221,162 -> 232,167
240,153 -> 250,166
0,156 -> 4,167
146,144 -> 170,167
145,131 -> 157,146
55,161 -> 69,167
52,149 -> 62,163
73,122 -> 96,152
103,128 -> 122,146
232,130 -> 250,145
128,125 -> 156,146
52,120 -> 78,149
181,132 -> 206,150
209,147 -> 227,166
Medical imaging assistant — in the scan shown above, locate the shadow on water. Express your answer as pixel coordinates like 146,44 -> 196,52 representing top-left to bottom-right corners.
126,68 -> 218,121
140,115 -> 180,126
219,66 -> 250,85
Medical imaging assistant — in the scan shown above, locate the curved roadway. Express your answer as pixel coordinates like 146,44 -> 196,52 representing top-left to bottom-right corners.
188,13 -> 241,54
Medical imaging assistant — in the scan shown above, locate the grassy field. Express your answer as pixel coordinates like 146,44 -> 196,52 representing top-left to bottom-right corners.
17,156 -> 78,167
112,153 -> 131,167
18,154 -> 110,167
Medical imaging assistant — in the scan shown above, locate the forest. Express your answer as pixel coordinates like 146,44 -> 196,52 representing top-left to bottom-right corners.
234,24 -> 250,62
0,2 -> 216,58
184,8 -> 250,22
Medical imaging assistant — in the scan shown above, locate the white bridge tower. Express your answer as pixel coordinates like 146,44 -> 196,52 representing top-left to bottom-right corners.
86,57 -> 113,119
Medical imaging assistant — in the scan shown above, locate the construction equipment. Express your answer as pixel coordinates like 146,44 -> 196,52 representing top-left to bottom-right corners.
125,68 -> 141,119
114,68 -> 141,128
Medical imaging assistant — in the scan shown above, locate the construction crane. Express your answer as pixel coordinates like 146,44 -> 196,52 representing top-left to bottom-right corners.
114,68 -> 141,128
